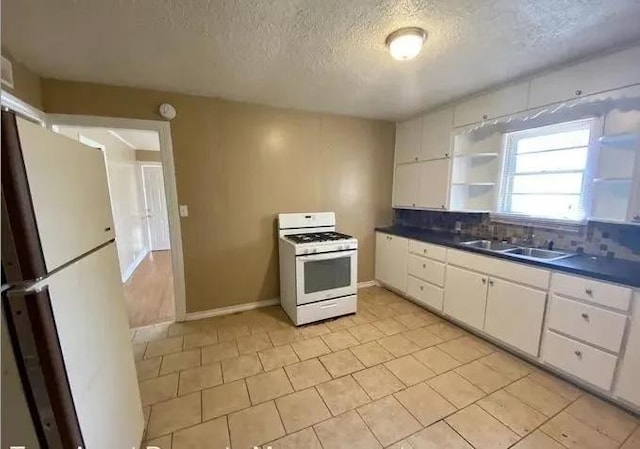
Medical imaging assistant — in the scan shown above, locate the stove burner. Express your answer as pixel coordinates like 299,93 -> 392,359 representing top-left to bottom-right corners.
287,232 -> 353,244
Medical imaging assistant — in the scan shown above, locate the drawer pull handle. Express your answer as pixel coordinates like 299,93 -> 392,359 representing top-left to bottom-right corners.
420,286 -> 424,291
422,264 -> 426,268
585,288 -> 593,296
320,303 -> 337,309
488,280 -> 494,286
423,249 -> 427,254
574,350 -> 583,358
481,278 -> 487,284
581,312 -> 589,321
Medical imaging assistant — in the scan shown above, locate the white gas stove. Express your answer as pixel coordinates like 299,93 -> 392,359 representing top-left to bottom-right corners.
278,212 -> 358,325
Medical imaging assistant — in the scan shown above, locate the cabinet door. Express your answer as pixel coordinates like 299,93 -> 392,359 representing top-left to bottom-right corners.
615,293 -> 640,407
420,108 -> 453,161
395,117 -> 422,164
529,46 -> 640,109
443,266 -> 488,330
393,163 -> 420,208
484,278 -> 547,357
417,159 -> 450,210
453,82 -> 529,127
375,233 -> 408,293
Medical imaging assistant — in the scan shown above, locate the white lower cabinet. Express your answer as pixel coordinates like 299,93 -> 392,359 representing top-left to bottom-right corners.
374,233 -> 408,293
615,293 -> 640,407
443,265 -> 488,330
542,331 -> 618,391
484,278 -> 547,357
407,275 -> 444,311
375,235 -> 639,411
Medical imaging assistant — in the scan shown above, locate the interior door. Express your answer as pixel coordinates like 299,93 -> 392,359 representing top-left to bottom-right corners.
142,165 -> 171,251
13,116 -> 115,272
44,243 -> 143,449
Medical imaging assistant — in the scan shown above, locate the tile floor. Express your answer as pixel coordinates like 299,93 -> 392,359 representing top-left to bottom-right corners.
131,286 -> 640,449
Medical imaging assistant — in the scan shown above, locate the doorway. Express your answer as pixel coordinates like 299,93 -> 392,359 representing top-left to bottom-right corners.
49,123 -> 180,328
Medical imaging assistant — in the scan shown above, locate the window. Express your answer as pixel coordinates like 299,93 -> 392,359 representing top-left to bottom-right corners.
498,119 -> 596,221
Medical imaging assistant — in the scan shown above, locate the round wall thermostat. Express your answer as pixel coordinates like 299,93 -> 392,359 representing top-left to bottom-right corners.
159,103 -> 176,120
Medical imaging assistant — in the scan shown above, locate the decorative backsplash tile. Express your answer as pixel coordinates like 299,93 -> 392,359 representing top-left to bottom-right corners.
393,209 -> 640,262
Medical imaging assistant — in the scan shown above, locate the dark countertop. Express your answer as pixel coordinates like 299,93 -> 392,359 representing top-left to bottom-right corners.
376,225 -> 640,288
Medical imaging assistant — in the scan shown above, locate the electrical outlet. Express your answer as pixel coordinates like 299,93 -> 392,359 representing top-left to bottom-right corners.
454,221 -> 462,232
179,205 -> 189,217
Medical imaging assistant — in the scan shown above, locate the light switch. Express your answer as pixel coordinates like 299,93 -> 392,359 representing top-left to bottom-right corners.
179,205 -> 189,217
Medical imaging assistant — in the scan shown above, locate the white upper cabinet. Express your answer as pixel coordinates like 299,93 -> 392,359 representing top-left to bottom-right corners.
393,163 -> 420,208
417,159 -> 450,210
420,108 -> 454,160
395,117 -> 423,163
453,82 -> 529,127
529,46 -> 640,109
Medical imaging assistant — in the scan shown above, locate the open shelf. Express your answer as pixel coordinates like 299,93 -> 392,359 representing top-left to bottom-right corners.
451,182 -> 496,186
593,177 -> 633,184
599,133 -> 639,149
453,152 -> 499,158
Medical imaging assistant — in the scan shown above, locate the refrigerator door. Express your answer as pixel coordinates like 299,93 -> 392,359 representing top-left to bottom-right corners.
22,242 -> 143,449
2,112 -> 115,277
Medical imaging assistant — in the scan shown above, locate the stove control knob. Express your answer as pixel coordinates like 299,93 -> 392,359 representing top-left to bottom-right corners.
303,249 -> 309,254
312,249 -> 317,254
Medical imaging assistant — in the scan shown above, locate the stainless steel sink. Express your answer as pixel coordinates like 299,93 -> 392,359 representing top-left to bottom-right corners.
502,247 -> 574,261
461,240 -> 518,252
461,239 -> 575,261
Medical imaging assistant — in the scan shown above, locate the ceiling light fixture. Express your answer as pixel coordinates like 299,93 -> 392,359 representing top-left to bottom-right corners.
385,27 -> 427,61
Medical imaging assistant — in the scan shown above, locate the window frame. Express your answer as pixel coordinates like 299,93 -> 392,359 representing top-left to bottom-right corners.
494,118 -> 602,224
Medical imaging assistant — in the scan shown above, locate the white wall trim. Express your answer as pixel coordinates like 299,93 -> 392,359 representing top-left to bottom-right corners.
122,248 -> 150,282
185,283 -> 380,321
357,280 -> 378,288
185,298 -> 280,321
45,114 -> 187,321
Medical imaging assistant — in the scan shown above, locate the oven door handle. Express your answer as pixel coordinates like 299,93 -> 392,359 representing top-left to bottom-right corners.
297,250 -> 357,262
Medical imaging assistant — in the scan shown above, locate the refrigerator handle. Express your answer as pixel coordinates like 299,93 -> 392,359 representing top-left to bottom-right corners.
3,287 -> 84,449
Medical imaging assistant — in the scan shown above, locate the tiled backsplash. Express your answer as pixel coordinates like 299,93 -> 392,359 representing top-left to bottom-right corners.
394,209 -> 640,262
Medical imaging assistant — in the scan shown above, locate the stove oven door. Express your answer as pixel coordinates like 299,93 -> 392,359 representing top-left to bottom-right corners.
295,250 -> 357,305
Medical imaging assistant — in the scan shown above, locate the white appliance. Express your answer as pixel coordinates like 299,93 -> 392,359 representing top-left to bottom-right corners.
278,212 -> 358,325
1,112 -> 144,449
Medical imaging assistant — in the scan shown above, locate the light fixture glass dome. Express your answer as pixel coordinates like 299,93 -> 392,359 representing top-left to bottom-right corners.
386,27 -> 427,61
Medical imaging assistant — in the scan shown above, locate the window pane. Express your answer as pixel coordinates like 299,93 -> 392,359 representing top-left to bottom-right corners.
509,194 -> 582,218
515,148 -> 588,173
517,128 -> 590,154
512,173 -> 584,194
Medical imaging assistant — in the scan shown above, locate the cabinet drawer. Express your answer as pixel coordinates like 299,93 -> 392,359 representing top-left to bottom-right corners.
408,254 -> 445,287
447,249 -> 550,289
408,240 -> 447,262
542,331 -> 617,391
551,273 -> 631,312
548,295 -> 627,353
296,295 -> 357,326
407,276 -> 444,311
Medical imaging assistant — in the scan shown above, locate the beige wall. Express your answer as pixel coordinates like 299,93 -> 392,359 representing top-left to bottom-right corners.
42,79 -> 395,313
136,149 -> 162,162
1,50 -> 43,110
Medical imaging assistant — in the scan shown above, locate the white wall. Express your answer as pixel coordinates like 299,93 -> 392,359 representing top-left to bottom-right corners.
55,126 -> 150,281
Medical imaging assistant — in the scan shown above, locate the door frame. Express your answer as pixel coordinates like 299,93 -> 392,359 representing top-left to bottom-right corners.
45,114 -> 187,322
139,161 -> 170,251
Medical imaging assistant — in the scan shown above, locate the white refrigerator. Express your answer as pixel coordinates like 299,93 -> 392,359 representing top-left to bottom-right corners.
1,111 -> 144,448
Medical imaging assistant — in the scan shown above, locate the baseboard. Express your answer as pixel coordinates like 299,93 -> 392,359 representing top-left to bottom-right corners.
357,280 -> 378,288
185,298 -> 281,321
122,248 -> 150,282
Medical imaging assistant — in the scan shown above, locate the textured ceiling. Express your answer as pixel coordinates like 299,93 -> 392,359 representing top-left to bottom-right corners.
3,0 -> 640,120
